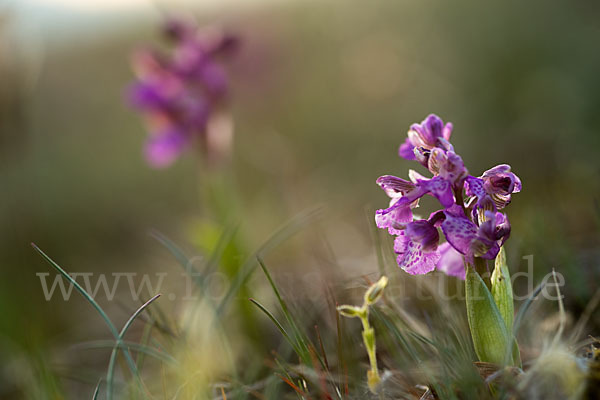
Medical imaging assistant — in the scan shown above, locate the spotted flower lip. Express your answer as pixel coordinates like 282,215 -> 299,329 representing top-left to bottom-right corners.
376,113 -> 520,279
439,205 -> 478,254
394,230 -> 440,275
406,220 -> 440,252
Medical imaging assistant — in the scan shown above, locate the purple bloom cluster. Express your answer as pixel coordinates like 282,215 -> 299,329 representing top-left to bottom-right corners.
128,19 -> 237,168
376,114 -> 521,279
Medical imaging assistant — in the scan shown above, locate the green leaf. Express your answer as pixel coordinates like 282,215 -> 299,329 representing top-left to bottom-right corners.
511,340 -> 522,369
491,248 -> 514,334
465,264 -> 511,365
491,248 -> 522,368
92,379 -> 101,400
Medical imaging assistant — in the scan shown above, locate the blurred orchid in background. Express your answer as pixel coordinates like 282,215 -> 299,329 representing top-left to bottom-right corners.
376,114 -> 521,279
128,18 -> 238,168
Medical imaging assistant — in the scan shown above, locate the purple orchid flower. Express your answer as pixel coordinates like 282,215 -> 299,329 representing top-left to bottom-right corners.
464,164 -> 522,225
440,206 -> 510,261
376,114 -> 520,279
127,18 -> 237,168
394,219 -> 440,275
375,175 -> 456,235
399,114 -> 453,162
481,164 -> 522,208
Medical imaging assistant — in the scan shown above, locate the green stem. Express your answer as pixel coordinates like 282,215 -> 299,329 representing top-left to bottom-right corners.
454,186 -> 467,214
359,309 -> 381,392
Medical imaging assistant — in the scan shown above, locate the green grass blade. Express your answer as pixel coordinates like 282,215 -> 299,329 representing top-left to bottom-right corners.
151,225 -> 238,286
150,230 -> 194,276
371,308 -> 421,363
249,298 -> 301,356
31,244 -> 146,399
257,257 -> 314,365
550,269 -> 566,346
92,379 -> 101,400
507,280 -> 545,371
123,295 -> 161,337
512,281 -> 545,337
106,294 -> 161,400
571,287 -> 600,341
31,243 -> 120,339
75,340 -> 178,365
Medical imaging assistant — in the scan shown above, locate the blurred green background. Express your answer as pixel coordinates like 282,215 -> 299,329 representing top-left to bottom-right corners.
1,0 -> 600,397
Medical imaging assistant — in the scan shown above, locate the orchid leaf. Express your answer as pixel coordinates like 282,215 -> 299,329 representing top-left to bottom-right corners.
491,247 -> 514,334
491,247 -> 522,367
465,264 -> 512,366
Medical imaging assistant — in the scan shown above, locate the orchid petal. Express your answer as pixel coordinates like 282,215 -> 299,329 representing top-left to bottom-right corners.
421,176 -> 454,208
436,242 -> 465,279
465,176 -> 485,198
394,232 -> 440,275
398,138 -> 416,160
441,209 -> 478,255
144,128 -> 187,168
406,220 -> 439,252
376,175 -> 416,198
375,198 -> 413,235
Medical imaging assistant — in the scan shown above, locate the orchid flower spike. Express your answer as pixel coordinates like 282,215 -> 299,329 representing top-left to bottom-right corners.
376,114 -> 521,279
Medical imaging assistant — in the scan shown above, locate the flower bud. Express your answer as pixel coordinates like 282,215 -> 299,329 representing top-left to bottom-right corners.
364,276 -> 389,305
337,305 -> 364,318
